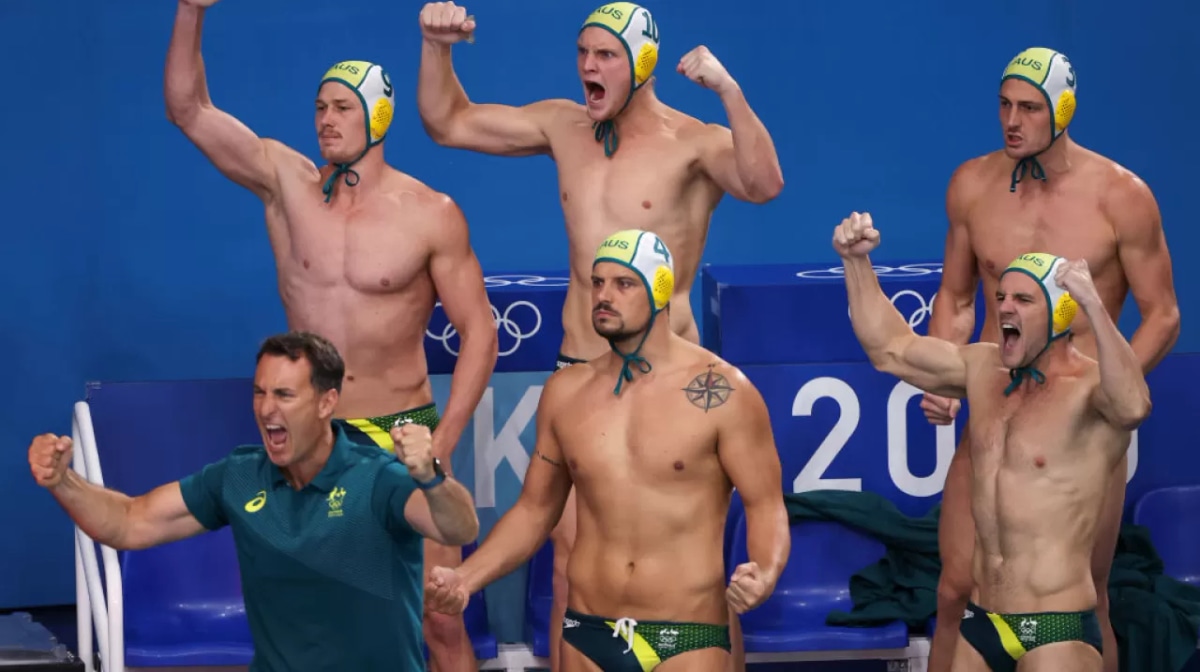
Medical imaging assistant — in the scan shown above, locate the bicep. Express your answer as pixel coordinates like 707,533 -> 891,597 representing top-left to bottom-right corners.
176,104 -> 280,199
884,335 -> 970,398
1114,184 -> 1178,315
518,382 -> 573,516
127,482 -> 208,550
938,167 -> 980,304
718,383 -> 783,509
428,204 -> 495,335
697,126 -> 750,201
444,101 -> 554,157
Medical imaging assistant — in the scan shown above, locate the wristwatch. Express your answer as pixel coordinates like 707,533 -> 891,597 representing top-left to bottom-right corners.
415,457 -> 447,490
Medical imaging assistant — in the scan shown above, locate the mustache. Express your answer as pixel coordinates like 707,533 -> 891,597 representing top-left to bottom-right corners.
593,302 -> 619,314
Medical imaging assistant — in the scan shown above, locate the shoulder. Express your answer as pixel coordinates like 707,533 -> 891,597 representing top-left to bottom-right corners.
529,98 -> 587,133
679,349 -> 764,414
673,110 -> 731,151
226,443 -> 269,464
947,151 -> 1005,205
384,173 -> 470,236
1090,152 -> 1160,232
960,342 -> 1002,379
263,138 -> 316,173
543,359 -> 595,407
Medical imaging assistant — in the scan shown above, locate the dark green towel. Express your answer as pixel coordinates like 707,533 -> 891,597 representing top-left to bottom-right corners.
783,489 -> 941,628
783,490 -> 1200,671
1109,523 -> 1200,672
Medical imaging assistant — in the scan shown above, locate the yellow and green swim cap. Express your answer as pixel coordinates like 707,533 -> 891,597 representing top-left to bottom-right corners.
317,60 -> 395,201
581,2 -> 661,157
593,228 -> 675,314
1001,47 -> 1077,191
593,229 -> 675,394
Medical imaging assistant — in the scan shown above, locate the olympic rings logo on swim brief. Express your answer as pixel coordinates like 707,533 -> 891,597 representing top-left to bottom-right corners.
426,300 -> 543,357
795,262 -> 944,280
483,275 -> 570,288
844,289 -> 937,328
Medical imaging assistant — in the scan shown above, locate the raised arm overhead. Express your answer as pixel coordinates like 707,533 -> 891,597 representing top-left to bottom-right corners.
416,2 -> 558,157
164,0 -> 281,200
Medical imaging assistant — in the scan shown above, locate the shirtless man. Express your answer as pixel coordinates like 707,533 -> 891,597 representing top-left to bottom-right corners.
416,4 -> 783,665
424,230 -> 791,672
164,2 -> 499,669
837,211 -> 1151,671
917,47 -> 1180,672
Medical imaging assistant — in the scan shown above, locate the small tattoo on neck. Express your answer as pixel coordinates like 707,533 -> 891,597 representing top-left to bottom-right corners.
683,364 -> 734,411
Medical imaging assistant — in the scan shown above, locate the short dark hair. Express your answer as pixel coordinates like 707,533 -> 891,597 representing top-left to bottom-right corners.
256,331 -> 344,393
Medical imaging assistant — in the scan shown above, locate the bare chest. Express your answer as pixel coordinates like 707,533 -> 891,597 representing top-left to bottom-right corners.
968,184 -> 1117,281
272,181 -> 431,293
552,129 -> 713,269
967,373 -> 1092,472
558,384 -> 721,487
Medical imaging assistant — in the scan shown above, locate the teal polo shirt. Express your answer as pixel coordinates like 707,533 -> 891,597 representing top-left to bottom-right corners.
178,423 -> 425,672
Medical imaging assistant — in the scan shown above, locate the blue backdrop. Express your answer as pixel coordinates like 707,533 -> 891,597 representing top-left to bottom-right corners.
1,0 -> 1195,609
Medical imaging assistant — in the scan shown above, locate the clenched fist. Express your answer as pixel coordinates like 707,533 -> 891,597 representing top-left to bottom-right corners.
29,434 -> 73,489
832,211 -> 881,258
426,565 -> 470,614
677,46 -> 736,95
1054,258 -> 1100,312
921,393 -> 961,426
391,420 -> 436,483
419,2 -> 476,45
726,561 -> 771,614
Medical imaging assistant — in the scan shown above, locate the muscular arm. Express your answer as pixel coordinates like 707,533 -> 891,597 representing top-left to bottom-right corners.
50,473 -> 207,551
697,86 -> 785,204
1107,173 -> 1181,373
715,369 -> 789,590
929,161 -> 981,344
427,198 -> 499,459
1082,296 -> 1153,431
403,477 -> 480,547
416,39 -> 557,156
457,377 -> 573,594
844,254 -> 970,398
164,1 -> 280,200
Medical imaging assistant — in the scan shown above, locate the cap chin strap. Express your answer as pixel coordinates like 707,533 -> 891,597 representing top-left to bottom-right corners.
1009,154 -> 1047,192
1004,333 -> 1066,395
1010,128 -> 1065,192
609,313 -> 657,395
322,145 -> 371,202
593,81 -> 640,158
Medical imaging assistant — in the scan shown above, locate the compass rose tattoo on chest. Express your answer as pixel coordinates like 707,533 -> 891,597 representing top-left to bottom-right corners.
683,364 -> 735,411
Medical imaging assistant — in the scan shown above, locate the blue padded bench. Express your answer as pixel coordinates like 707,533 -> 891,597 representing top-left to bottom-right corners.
729,512 -> 910,653
1133,485 -> 1200,587
122,530 -> 253,667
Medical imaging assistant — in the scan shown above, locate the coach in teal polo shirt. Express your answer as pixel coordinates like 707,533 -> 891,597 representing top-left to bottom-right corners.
27,331 -> 480,671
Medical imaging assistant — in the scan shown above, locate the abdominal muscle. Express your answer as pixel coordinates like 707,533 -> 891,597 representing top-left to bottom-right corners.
972,465 -> 1102,613
566,496 -> 729,624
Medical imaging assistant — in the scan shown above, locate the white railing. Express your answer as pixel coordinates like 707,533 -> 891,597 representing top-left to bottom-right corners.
71,400 -> 125,672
